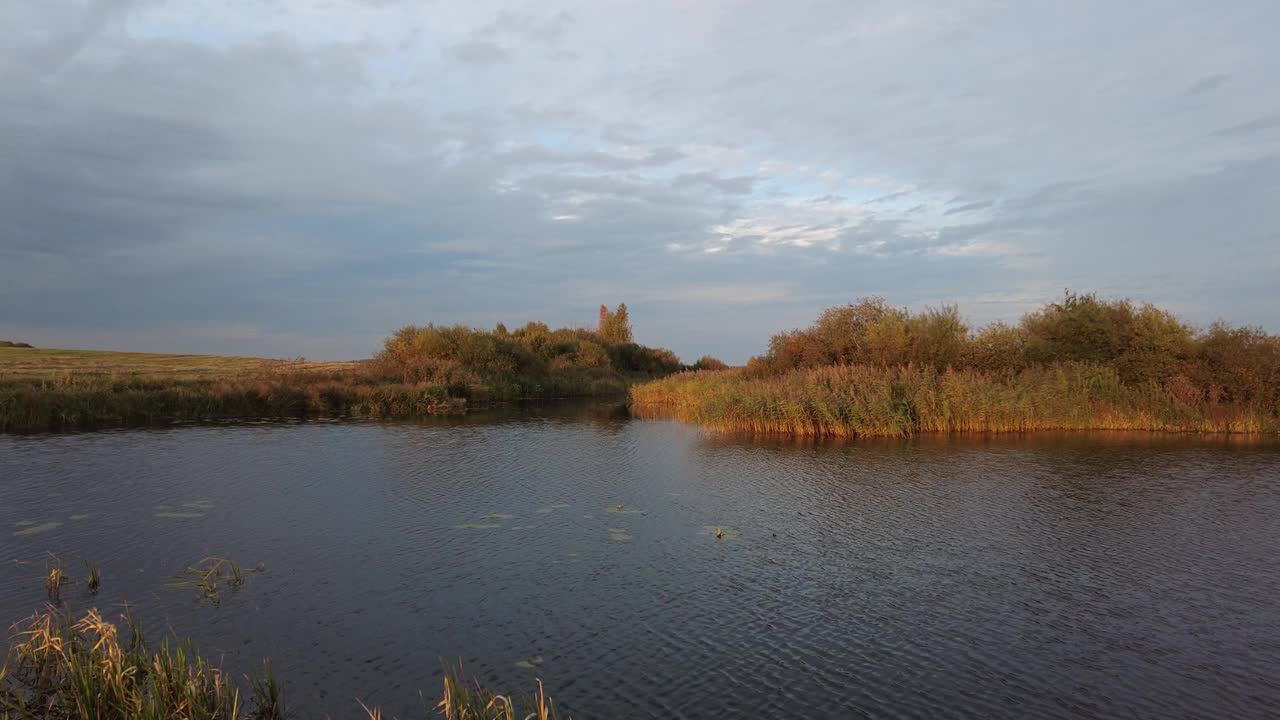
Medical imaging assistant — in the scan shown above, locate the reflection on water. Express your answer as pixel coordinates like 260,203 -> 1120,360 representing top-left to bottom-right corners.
2,410 -> 1278,719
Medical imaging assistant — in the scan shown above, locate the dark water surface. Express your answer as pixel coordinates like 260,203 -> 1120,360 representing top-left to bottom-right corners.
3,406 -> 1279,719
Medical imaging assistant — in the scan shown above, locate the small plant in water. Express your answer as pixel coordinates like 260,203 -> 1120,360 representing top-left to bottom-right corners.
251,659 -> 286,720
169,555 -> 258,604
436,665 -> 561,720
44,556 -> 66,601
84,560 -> 101,593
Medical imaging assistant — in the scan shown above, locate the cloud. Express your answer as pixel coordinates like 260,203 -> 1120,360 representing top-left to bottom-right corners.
672,171 -> 755,194
447,39 -> 509,66
943,200 -> 994,216
1,0 -> 1278,364
1184,73 -> 1231,96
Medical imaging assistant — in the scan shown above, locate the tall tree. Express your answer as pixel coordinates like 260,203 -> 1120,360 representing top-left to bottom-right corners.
598,302 -> 633,344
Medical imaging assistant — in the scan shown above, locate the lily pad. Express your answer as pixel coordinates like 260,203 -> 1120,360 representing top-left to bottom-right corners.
608,531 -> 633,543
13,521 -> 61,536
514,655 -> 545,669
456,523 -> 500,530
69,514 -> 90,521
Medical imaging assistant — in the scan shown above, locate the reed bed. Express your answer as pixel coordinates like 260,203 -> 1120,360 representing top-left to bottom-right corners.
630,363 -> 1278,437
1,607 -> 565,719
0,373 -> 465,433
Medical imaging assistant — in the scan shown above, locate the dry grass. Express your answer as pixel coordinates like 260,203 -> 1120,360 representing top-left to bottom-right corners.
0,348 -> 471,432
431,667 -> 561,720
0,346 -> 637,432
1,606 -> 564,719
0,606 -> 281,719
43,560 -> 66,603
631,363 -> 1279,437
0,347 -> 354,382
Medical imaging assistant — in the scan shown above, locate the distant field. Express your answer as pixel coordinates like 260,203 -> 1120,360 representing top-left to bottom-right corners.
0,347 -> 357,380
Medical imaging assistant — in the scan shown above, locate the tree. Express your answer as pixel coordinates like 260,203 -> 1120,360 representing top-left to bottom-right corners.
598,302 -> 633,344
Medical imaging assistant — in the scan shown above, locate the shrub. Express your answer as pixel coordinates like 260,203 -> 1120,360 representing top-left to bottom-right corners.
691,355 -> 729,371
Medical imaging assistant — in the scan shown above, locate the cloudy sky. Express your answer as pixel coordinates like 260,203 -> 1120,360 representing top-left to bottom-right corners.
3,0 -> 1277,362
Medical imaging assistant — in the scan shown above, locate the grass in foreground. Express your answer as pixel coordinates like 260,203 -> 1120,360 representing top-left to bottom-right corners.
631,363 -> 1278,437
1,606 -> 563,719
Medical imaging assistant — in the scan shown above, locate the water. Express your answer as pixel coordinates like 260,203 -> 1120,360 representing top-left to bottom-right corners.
3,406 -> 1279,719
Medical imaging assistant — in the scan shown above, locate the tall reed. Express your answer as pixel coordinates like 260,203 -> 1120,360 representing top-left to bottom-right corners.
630,363 -> 1278,437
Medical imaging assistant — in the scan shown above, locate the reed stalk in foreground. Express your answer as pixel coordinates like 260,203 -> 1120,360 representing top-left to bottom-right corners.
1,606 -> 564,720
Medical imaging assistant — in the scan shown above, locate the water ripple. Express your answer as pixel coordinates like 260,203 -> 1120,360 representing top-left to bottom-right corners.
1,416 -> 1279,718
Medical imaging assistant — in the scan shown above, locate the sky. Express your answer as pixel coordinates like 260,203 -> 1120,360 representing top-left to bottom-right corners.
2,0 -> 1277,363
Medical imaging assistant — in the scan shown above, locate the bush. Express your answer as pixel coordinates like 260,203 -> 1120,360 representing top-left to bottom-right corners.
691,355 -> 729,371
370,305 -> 683,399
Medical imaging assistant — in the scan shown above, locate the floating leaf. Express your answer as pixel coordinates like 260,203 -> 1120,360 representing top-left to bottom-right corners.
514,655 -> 545,669
14,521 -> 61,536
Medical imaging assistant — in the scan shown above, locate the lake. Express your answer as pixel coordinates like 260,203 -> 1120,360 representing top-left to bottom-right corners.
3,405 -> 1279,719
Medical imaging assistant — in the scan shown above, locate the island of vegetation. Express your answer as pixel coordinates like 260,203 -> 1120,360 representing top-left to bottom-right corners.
0,304 -> 681,433
631,292 -> 1280,436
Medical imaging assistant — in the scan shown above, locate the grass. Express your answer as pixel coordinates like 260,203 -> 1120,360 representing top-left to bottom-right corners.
169,556 -> 257,605
42,560 -> 65,603
0,349 -> 466,432
0,607 -> 564,719
0,347 -> 351,381
83,561 -> 100,593
435,666 -> 560,720
0,606 -> 280,719
631,363 -> 1280,437
0,347 -> 641,432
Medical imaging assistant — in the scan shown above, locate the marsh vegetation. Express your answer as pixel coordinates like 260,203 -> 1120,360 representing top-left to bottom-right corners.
0,304 -> 683,432
632,292 -> 1280,436
0,606 -> 557,720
